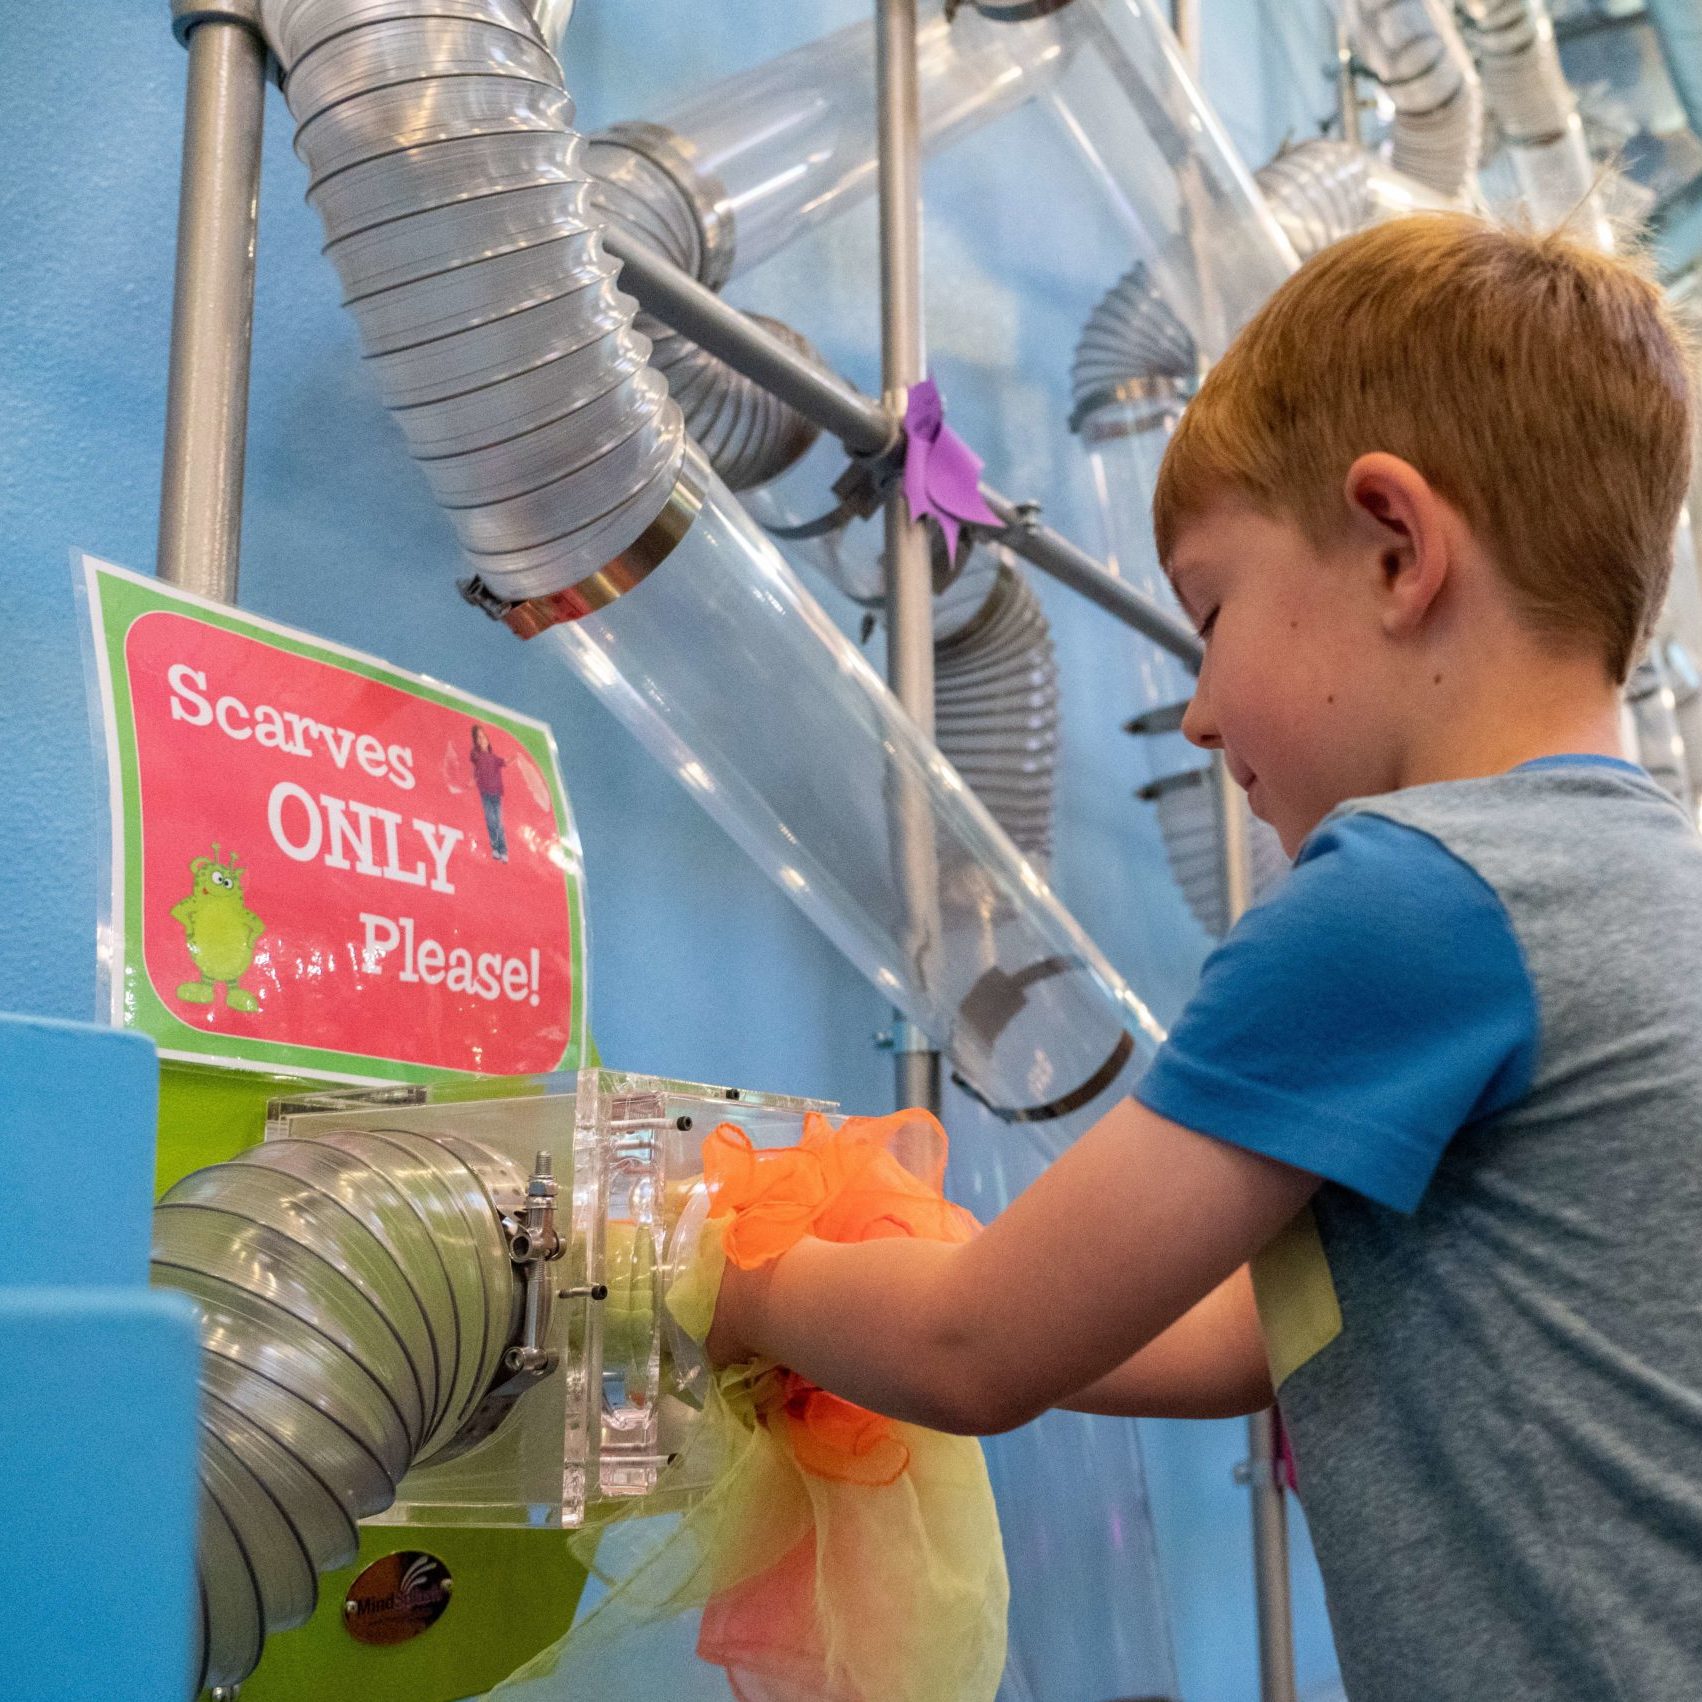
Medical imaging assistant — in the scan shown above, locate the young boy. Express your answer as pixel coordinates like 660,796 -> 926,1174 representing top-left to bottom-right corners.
708,214 -> 1702,1699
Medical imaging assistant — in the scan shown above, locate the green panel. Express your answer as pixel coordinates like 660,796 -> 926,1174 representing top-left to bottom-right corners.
155,1059 -> 300,1193
228,1524 -> 587,1702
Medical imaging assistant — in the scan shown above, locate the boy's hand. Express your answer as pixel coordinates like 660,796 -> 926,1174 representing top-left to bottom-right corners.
688,1097 -> 1319,1435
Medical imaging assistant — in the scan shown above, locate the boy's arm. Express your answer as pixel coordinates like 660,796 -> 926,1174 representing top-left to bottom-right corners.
708,1095 -> 1314,1435
1061,1265 -> 1273,1419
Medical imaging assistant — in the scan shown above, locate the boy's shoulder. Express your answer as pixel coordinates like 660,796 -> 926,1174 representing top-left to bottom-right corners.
1328,755 -> 1685,840
1314,756 -> 1694,909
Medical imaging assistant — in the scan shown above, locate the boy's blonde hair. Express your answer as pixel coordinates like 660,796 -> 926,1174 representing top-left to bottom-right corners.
1152,214 -> 1695,681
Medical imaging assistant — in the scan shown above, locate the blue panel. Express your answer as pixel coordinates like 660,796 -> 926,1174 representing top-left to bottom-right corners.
0,1290 -> 200,1702
0,1016 -> 158,1288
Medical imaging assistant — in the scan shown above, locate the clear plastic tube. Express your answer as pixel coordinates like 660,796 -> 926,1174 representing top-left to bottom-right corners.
545,476 -> 1165,1150
638,9 -> 1070,281
1081,411 -> 1289,931
947,1120 -> 1179,1702
1083,412 -> 1197,753
1013,0 -> 1299,358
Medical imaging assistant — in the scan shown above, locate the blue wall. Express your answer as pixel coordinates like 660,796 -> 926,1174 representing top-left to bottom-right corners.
0,1 -> 1339,1696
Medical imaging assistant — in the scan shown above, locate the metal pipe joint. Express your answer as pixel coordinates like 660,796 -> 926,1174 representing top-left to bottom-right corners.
171,0 -> 265,48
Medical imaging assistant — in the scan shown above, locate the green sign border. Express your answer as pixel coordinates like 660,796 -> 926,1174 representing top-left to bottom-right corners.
82,554 -> 588,1086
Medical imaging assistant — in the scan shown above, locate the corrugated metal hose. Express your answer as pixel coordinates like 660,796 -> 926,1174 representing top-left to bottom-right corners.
153,1129 -> 525,1694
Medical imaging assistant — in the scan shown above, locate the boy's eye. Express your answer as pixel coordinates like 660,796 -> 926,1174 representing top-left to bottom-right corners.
1197,608 -> 1219,641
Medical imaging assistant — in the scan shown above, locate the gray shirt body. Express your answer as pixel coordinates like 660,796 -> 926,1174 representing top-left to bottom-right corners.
1289,764 -> 1702,1700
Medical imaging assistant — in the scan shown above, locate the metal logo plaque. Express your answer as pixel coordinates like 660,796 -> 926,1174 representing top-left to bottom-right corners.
342,1550 -> 454,1646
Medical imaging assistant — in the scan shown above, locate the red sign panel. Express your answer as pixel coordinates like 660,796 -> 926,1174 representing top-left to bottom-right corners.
86,558 -> 587,1082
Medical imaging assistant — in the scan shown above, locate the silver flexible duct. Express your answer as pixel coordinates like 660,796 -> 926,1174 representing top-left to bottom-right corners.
259,0 -> 696,610
586,122 -> 736,290
1457,0 -> 1602,235
1138,765 -> 1290,936
751,517 -> 1063,860
933,558 -> 1060,863
1068,263 -> 1199,433
646,313 -> 822,492
1349,0 -> 1484,202
1254,137 -> 1457,261
1256,141 -> 1381,260
521,0 -> 574,53
586,127 -> 822,491
153,1129 -> 524,1695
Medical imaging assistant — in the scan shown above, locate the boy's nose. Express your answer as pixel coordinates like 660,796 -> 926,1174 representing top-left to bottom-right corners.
1181,689 -> 1220,750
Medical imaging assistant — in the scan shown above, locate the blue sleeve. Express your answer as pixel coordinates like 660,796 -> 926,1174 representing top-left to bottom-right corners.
1135,812 -> 1539,1212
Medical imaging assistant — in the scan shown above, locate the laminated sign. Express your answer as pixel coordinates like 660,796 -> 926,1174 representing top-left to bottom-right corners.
81,554 -> 588,1082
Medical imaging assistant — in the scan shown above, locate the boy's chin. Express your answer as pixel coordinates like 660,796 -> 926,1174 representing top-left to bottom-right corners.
1256,796 -> 1314,861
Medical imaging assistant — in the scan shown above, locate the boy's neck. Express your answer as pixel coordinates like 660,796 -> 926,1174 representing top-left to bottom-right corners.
1392,648 -> 1627,792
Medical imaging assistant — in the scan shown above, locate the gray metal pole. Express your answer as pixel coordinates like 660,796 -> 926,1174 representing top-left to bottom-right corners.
1336,17 -> 1362,149
599,234 -> 1206,670
875,0 -> 943,1118
1217,750 -> 1299,1702
158,2 -> 268,599
979,490 -> 1204,670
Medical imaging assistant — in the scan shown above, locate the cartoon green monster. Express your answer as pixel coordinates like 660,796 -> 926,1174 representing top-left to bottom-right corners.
170,845 -> 266,1013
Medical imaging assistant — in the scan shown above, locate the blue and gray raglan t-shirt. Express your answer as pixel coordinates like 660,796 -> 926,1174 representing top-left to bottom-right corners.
1136,757 -> 1702,1701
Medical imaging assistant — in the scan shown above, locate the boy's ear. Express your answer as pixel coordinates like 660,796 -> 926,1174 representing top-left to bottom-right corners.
1343,453 -> 1452,638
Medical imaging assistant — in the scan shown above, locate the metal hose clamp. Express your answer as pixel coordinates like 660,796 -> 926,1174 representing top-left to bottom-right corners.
170,0 -> 264,47
1069,376 -> 1196,440
968,0 -> 1079,20
460,441 -> 711,638
597,121 -> 739,291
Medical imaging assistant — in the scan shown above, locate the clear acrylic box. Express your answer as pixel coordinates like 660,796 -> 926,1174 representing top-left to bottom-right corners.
266,1067 -> 833,1529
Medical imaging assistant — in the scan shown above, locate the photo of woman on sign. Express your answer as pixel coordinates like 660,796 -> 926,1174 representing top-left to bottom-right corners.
468,723 -> 508,863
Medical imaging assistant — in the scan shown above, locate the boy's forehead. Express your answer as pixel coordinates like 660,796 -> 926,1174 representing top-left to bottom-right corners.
1167,496 -> 1306,576
1164,501 -> 1252,580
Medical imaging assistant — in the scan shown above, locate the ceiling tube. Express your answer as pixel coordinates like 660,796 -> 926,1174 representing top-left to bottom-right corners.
1457,0 -> 1611,245
259,0 -> 1162,1146
1347,0 -> 1484,203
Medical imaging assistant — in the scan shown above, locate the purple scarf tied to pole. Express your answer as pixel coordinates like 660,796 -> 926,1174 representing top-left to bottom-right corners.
901,377 -> 1003,558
